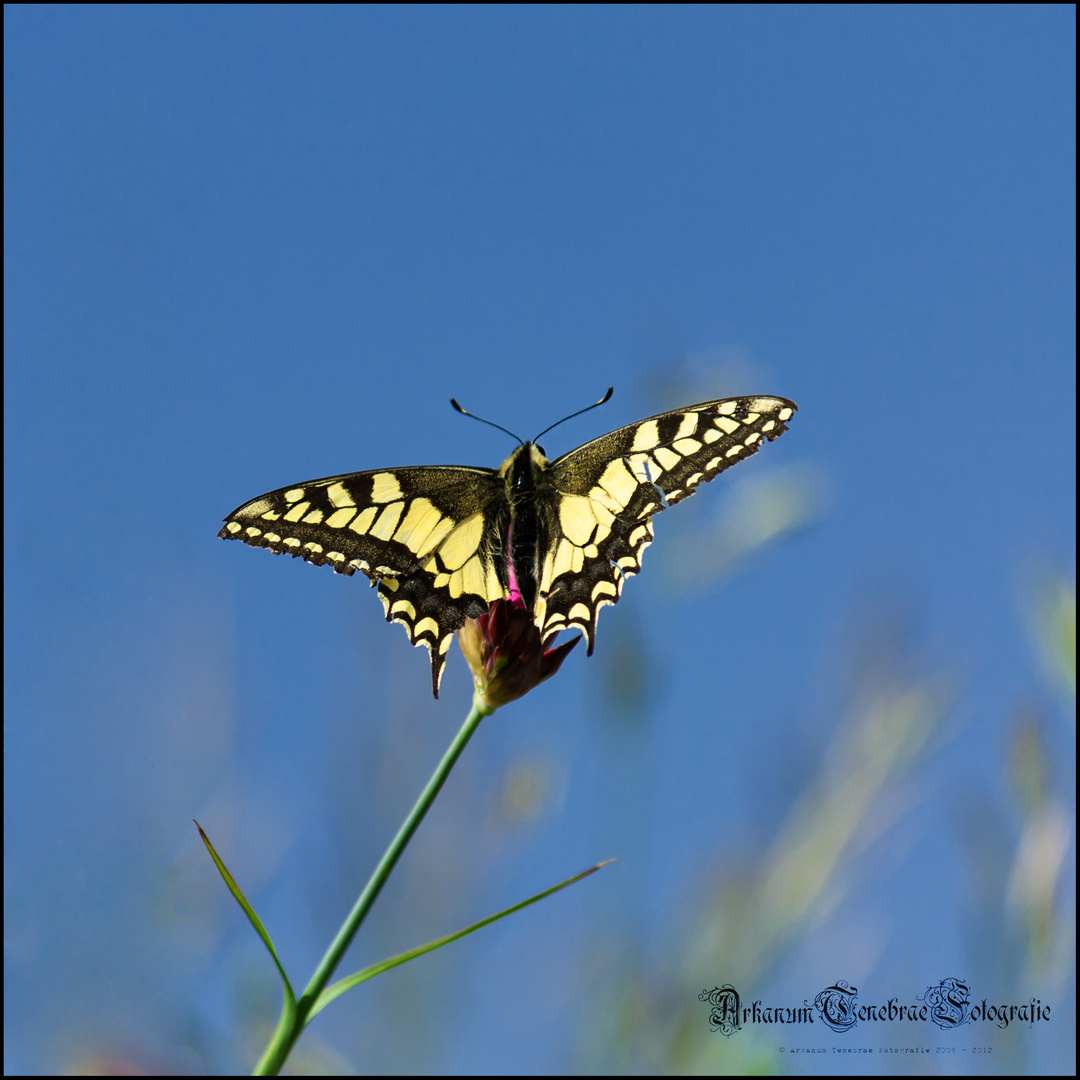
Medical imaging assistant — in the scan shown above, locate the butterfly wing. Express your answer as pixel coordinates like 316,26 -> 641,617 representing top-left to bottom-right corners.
538,395 -> 797,647
220,466 -> 511,694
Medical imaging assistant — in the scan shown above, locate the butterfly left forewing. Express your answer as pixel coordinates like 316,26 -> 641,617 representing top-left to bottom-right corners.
538,395 -> 797,648
220,465 -> 510,694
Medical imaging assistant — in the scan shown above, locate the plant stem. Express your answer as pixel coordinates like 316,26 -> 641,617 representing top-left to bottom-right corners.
254,696 -> 491,1075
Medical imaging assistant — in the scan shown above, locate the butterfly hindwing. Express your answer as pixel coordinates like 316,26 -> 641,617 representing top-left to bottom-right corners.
220,466 -> 511,694
535,396 -> 797,647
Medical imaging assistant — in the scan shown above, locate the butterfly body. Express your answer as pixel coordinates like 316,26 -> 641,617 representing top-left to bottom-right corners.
221,395 -> 797,696
500,441 -> 553,614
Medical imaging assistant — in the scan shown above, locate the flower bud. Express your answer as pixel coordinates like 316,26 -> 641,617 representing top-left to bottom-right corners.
457,598 -> 579,712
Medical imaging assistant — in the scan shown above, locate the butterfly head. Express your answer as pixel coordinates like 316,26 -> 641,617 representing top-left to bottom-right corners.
498,442 -> 550,494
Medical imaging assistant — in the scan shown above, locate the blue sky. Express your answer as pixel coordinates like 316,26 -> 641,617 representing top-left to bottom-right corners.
5,5 -> 1074,1074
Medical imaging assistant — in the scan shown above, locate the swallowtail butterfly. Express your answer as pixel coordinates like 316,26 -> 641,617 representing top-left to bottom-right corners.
220,393 -> 797,696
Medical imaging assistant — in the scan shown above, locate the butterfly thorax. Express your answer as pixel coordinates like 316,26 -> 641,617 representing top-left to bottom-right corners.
499,442 -> 552,613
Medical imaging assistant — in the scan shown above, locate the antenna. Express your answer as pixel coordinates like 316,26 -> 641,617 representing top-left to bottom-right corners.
449,398 -> 523,444
532,386 -> 614,442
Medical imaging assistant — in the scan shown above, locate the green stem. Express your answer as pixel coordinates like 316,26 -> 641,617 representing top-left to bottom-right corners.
253,695 -> 492,1075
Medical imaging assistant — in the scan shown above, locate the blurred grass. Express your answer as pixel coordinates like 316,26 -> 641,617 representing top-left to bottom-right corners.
577,620 -> 953,1074
574,572 -> 1075,1075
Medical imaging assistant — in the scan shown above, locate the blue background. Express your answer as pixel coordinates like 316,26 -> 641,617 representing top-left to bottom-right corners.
5,5 -> 1074,1074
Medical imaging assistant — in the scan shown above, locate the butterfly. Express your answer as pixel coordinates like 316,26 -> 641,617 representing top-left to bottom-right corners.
220,392 -> 797,696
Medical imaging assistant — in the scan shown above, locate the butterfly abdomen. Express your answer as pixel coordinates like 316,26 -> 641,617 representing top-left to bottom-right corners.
501,442 -> 552,614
